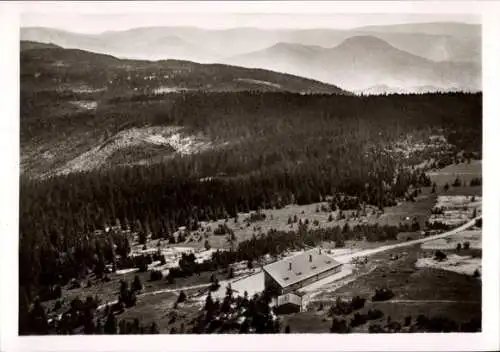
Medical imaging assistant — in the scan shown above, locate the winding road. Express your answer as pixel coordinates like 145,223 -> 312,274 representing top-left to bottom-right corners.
95,216 -> 481,311
333,216 -> 481,264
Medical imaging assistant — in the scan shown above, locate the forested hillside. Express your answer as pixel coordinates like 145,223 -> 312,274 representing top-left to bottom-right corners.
20,42 -> 344,97
19,92 -> 481,326
20,43 -> 348,176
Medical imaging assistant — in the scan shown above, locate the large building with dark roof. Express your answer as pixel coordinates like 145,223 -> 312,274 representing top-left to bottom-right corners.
263,248 -> 342,296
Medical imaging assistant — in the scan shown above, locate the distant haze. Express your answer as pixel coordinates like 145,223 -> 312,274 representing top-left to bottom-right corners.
21,12 -> 480,34
20,12 -> 481,94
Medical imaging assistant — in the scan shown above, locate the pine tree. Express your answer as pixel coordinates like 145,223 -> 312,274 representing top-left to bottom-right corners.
177,290 -> 187,304
119,280 -> 129,304
131,275 -> 142,292
28,297 -> 49,334
150,321 -> 160,334
104,312 -> 117,334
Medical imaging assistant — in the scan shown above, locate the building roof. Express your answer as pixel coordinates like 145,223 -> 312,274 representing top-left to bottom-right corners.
263,248 -> 342,289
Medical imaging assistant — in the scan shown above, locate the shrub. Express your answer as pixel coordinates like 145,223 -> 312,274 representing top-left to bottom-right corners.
404,316 -> 412,326
368,323 -> 384,333
209,281 -> 220,292
131,275 -> 142,292
166,274 -> 175,284
372,288 -> 394,302
434,250 -> 447,261
366,308 -> 384,320
149,270 -> 163,281
425,316 -> 458,332
387,321 -> 402,332
104,312 -> 117,334
137,260 -> 148,273
330,318 -> 350,333
350,313 -> 367,328
475,218 -> 482,227
53,299 -> 62,311
351,296 -> 366,310
329,297 -> 353,316
416,314 -> 428,328
246,211 -> 266,223
177,290 -> 187,303
150,322 -> 160,334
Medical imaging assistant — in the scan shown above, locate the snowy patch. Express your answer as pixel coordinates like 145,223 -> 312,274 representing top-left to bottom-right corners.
115,268 -> 139,275
52,126 -> 214,176
52,60 -> 68,67
235,78 -> 281,89
70,100 -> 98,110
153,86 -> 188,94
165,133 -> 211,155
66,86 -> 107,94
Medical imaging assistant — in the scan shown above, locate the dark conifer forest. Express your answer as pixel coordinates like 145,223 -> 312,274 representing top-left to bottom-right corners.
19,90 -> 481,334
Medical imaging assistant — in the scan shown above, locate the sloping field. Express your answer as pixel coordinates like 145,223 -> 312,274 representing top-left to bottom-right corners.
428,195 -> 481,226
176,192 -> 438,251
421,229 -> 481,250
428,161 -> 482,196
415,254 -> 481,276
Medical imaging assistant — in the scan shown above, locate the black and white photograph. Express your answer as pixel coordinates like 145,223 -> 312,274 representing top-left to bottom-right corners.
1,1 -> 499,351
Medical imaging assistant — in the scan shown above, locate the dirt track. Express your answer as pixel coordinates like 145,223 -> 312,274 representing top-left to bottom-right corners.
333,216 -> 481,264
96,216 -> 481,311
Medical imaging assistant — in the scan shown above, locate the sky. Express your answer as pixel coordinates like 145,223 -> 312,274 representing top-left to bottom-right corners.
19,2 -> 480,34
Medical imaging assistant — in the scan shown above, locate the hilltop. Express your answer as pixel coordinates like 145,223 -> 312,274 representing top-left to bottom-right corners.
21,41 -> 345,94
21,23 -> 481,64
225,36 -> 481,92
20,42 -> 346,177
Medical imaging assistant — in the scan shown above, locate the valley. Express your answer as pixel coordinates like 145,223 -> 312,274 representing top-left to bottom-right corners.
19,24 -> 482,336
21,23 -> 481,93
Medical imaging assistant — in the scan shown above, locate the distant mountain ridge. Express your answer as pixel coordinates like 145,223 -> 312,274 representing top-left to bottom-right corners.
21,22 -> 481,63
20,23 -> 481,93
20,41 -> 346,94
225,35 -> 481,92
353,22 -> 480,36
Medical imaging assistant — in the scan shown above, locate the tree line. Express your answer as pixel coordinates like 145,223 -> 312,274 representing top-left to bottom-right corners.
19,92 -> 481,333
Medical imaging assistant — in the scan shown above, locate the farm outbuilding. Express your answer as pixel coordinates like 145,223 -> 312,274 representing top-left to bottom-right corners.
263,248 -> 342,296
